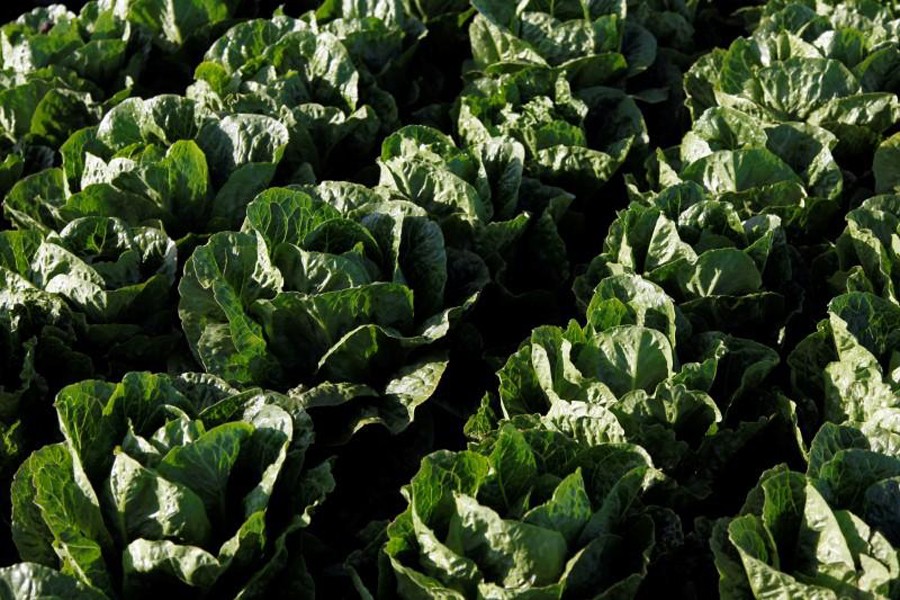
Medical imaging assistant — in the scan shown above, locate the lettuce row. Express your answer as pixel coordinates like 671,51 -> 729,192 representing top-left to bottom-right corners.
0,1 -> 896,598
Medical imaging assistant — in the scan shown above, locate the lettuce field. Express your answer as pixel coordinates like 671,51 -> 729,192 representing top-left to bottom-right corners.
0,0 -> 899,598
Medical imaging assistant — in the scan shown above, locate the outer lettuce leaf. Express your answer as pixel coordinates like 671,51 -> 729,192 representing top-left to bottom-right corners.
874,134 -> 900,194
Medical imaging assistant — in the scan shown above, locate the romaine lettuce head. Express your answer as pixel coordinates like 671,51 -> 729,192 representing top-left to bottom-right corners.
4,94 -> 289,238
378,125 -> 574,297
9,371 -> 334,599
826,194 -> 900,304
0,219 -> 179,378
382,421 -> 664,598
188,16 -> 393,181
468,0 -> 656,88
490,273 -> 786,502
641,106 -> 844,241
789,292 -> 900,426
806,418 -> 900,548
1,4 -> 144,93
179,185 -> 483,441
457,68 -> 647,194
311,0 -> 432,113
0,2 -> 146,197
755,0 -> 900,95
684,27 -> 900,163
711,462 -> 900,600
575,183 -> 799,343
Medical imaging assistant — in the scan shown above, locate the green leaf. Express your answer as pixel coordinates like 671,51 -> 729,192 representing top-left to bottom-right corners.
243,188 -> 341,250
482,425 -> 538,512
104,451 -> 211,547
446,494 -> 567,588
522,469 -> 592,546
874,133 -> 900,193
200,16 -> 307,73
4,168 -> 67,232
576,326 -> 674,396
124,0 -> 240,51
682,148 -> 802,194
157,421 -> 253,519
256,283 -> 415,379
682,249 -> 763,297
727,515 -> 837,600
97,95 -> 203,149
816,449 -> 900,511
0,563 -> 107,600
807,424 -> 869,479
586,274 -> 678,344
196,114 -> 288,184
178,231 -> 282,386
122,539 -> 221,592
11,444 -> 113,595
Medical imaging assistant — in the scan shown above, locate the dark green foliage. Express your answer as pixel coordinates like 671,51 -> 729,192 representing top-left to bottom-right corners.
0,1 -> 896,599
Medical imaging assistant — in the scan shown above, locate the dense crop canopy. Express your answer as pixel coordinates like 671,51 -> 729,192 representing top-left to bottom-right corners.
0,0 -> 897,598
